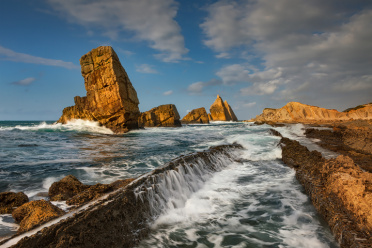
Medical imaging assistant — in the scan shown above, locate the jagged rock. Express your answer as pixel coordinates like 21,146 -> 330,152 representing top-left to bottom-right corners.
138,104 -> 181,127
57,46 -> 140,133
280,137 -> 372,247
252,102 -> 372,123
0,192 -> 29,214
49,175 -> 89,201
12,200 -> 65,233
181,107 -> 209,124
209,95 -> 238,121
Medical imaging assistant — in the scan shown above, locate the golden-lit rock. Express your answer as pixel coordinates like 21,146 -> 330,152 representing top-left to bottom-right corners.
209,95 -> 238,121
57,46 -> 140,133
252,102 -> 372,123
138,104 -> 181,127
181,107 -> 209,124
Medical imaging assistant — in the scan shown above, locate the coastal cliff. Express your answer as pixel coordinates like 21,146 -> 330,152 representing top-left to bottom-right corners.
209,95 -> 238,121
57,46 -> 140,133
252,102 -> 372,123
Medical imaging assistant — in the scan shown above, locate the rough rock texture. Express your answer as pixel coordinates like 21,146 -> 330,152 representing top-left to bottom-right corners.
181,107 -> 209,124
252,102 -> 372,123
4,144 -> 242,248
48,175 -> 89,201
138,104 -> 181,127
209,95 -> 238,121
0,192 -> 29,214
57,46 -> 140,133
12,200 -> 65,233
280,137 -> 372,247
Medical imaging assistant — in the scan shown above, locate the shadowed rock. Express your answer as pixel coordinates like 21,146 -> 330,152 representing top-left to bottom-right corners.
48,175 -> 89,201
57,46 -> 140,133
138,104 -> 181,127
0,192 -> 29,214
12,200 -> 65,233
181,107 -> 209,124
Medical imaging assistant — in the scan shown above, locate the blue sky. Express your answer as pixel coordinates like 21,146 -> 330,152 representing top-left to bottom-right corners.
1,0 -> 372,120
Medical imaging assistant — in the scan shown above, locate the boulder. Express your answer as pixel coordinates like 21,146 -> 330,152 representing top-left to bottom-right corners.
181,107 -> 209,124
57,46 -> 140,133
49,175 -> 89,201
251,102 -> 372,123
12,200 -> 65,233
209,95 -> 238,121
0,192 -> 29,214
138,104 -> 181,127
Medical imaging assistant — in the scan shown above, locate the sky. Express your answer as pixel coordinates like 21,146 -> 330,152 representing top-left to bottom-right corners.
1,0 -> 372,121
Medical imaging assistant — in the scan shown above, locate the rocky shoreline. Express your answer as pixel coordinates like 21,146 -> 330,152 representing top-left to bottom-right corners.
271,122 -> 372,247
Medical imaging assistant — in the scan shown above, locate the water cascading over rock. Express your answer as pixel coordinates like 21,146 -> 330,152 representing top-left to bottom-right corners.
57,46 -> 140,133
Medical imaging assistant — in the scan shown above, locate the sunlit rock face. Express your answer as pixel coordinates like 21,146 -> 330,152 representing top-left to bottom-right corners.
252,102 -> 372,123
209,95 -> 238,121
57,46 -> 140,133
138,104 -> 181,127
181,107 -> 209,124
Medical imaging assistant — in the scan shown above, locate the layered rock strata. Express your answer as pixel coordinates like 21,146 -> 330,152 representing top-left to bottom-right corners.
181,107 -> 209,124
279,136 -> 372,247
209,95 -> 238,121
57,46 -> 140,133
252,102 -> 372,123
138,104 -> 181,127
2,144 -> 242,248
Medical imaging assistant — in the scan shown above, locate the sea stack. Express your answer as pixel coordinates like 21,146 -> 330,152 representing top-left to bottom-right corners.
57,46 -> 140,133
181,107 -> 209,124
251,102 -> 372,123
138,104 -> 181,127
209,95 -> 238,121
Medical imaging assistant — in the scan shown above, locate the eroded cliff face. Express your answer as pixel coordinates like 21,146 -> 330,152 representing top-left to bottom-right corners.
252,102 -> 372,123
181,107 -> 209,124
138,104 -> 181,128
57,46 -> 140,133
209,95 -> 238,121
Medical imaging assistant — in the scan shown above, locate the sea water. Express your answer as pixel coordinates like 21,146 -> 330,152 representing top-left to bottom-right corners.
0,120 -> 338,247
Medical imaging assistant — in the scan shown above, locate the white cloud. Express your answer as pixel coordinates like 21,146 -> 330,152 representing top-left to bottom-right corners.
11,77 -> 36,86
243,102 -> 256,108
201,1 -> 372,107
47,0 -> 188,62
216,64 -> 250,84
0,45 -> 78,69
136,64 -> 158,74
163,90 -> 173,96
215,52 -> 230,59
187,79 -> 222,94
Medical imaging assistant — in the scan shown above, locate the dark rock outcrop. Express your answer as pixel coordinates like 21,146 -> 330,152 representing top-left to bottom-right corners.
280,137 -> 372,247
57,46 -> 140,133
209,95 -> 238,121
48,175 -> 89,201
0,192 -> 29,214
3,144 -> 242,248
181,107 -> 209,124
138,104 -> 181,127
12,200 -> 65,233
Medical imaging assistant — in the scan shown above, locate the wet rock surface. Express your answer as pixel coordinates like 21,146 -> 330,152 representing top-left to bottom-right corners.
181,107 -> 209,124
138,104 -> 181,127
3,144 -> 242,248
0,192 -> 29,214
48,175 -> 89,201
280,136 -> 372,247
57,46 -> 140,133
12,200 -> 65,234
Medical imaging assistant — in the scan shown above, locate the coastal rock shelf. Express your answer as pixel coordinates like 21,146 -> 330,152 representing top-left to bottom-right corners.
0,144 -> 243,248
278,135 -> 372,247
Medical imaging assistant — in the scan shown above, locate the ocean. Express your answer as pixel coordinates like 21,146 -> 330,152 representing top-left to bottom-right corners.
0,120 -> 339,247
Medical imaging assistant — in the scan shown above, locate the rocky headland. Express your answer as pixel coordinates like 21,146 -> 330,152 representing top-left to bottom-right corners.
251,102 -> 372,124
57,46 -> 141,133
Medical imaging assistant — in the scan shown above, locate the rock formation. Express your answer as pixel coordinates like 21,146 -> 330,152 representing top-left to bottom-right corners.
279,136 -> 372,247
252,102 -> 372,123
12,200 -> 65,233
49,175 -> 89,201
181,107 -> 209,124
209,95 -> 238,121
138,104 -> 181,127
57,46 -> 140,133
0,192 -> 29,214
